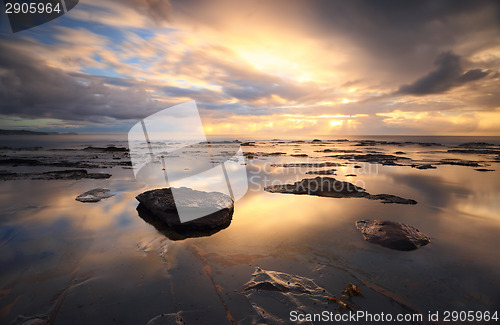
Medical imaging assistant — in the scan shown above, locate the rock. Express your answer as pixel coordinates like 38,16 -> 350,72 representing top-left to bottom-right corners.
0,157 -> 131,169
345,174 -> 357,177
312,139 -> 322,143
83,146 -> 128,152
394,151 -> 406,154
355,220 -> 430,251
136,187 -> 233,231
368,194 -> 417,205
75,188 -> 114,202
0,158 -> 43,166
413,164 -> 436,170
264,177 -> 417,204
32,170 -> 112,180
137,203 -> 231,240
0,170 -> 18,180
315,149 -> 362,153
305,169 -> 337,175
271,162 -> 340,168
264,177 -> 367,198
474,168 -> 495,172
243,152 -> 286,159
0,170 -> 112,181
335,153 -> 411,166
290,153 -> 308,157
242,268 -> 334,323
447,149 -> 500,155
458,142 -> 495,148
439,159 -> 481,167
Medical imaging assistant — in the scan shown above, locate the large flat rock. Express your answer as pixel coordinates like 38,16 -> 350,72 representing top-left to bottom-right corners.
136,187 -> 234,235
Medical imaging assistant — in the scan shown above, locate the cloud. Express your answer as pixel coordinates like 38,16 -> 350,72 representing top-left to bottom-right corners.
120,0 -> 172,24
397,52 -> 490,95
0,41 -> 168,122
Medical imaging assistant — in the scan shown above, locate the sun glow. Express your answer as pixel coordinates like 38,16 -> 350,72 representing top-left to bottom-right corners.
330,120 -> 344,127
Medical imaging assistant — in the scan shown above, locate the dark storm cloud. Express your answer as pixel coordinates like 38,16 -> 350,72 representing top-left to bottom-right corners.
397,52 -> 490,95
0,41 -> 192,122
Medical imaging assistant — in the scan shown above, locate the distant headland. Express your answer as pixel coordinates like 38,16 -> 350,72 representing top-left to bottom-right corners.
0,129 -> 78,135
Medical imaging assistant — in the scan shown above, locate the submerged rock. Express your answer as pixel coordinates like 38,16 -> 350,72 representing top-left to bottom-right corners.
439,159 -> 481,167
355,219 -> 430,251
448,149 -> 500,155
33,170 -> 112,180
368,194 -> 417,205
264,177 -> 417,204
305,169 -> 337,175
83,146 -> 128,152
412,164 -> 437,170
0,169 -> 112,180
335,153 -> 411,166
457,142 -> 495,148
136,187 -> 233,239
271,162 -> 340,168
75,188 -> 114,202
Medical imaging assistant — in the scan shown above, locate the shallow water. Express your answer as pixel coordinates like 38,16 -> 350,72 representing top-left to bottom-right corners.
0,136 -> 499,324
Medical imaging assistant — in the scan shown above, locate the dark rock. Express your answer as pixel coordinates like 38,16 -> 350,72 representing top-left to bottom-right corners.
0,157 -> 131,169
458,142 -> 495,148
76,188 -> 114,202
474,168 -> 494,172
291,153 -> 308,157
335,153 -> 410,166
0,170 -> 18,180
412,164 -> 437,170
83,146 -> 128,152
0,158 -> 43,166
416,142 -> 442,147
439,159 -> 481,167
264,177 -> 417,204
240,142 -> 256,146
316,149 -> 363,153
271,162 -> 340,168
368,194 -> 417,204
312,139 -> 322,143
243,152 -> 286,159
264,177 -> 366,198
356,219 -> 430,251
0,169 -> 112,180
447,149 -> 500,155
136,187 -> 233,231
137,203 -> 231,241
33,170 -> 112,180
345,174 -> 357,177
305,169 -> 336,175
394,151 -> 406,154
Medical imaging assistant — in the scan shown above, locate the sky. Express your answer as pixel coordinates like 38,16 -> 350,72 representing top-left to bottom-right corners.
0,0 -> 499,136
